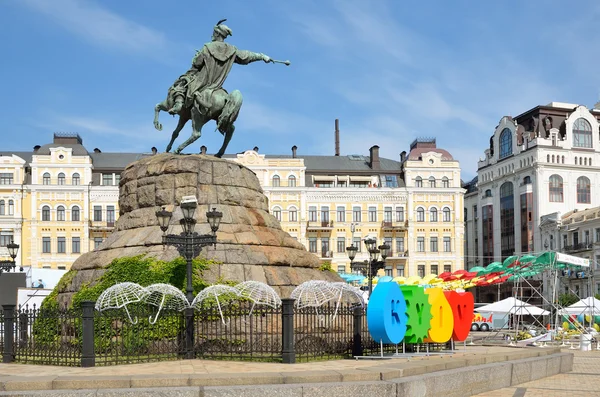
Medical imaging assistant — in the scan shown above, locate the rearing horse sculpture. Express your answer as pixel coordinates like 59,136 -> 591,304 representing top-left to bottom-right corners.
153,19 -> 289,157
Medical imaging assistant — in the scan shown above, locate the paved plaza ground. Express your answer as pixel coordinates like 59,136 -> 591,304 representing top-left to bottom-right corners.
475,349 -> 600,397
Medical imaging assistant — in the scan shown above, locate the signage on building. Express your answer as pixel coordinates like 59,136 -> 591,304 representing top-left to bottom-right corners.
556,252 -> 590,267
367,282 -> 474,344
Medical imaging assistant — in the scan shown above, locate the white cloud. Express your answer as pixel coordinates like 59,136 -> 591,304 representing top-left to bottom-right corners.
20,0 -> 168,54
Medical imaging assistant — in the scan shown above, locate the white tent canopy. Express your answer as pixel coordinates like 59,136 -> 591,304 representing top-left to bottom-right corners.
559,297 -> 600,316
475,297 -> 549,316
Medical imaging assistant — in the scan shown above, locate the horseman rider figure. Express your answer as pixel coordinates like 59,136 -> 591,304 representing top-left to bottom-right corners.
167,19 -> 272,117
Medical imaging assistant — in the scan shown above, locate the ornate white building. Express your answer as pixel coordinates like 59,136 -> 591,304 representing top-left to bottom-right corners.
464,102 -> 600,272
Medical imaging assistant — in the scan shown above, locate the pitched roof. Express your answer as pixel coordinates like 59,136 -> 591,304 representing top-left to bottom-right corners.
90,152 -> 153,169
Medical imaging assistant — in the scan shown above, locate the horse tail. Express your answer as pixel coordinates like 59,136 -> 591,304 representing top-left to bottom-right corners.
217,90 -> 243,135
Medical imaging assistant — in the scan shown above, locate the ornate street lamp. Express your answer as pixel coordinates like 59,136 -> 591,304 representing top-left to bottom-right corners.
155,197 -> 222,303
346,238 -> 390,296
0,241 -> 21,275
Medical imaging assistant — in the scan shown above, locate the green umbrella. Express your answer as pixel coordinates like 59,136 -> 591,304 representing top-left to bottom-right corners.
469,266 -> 485,273
519,255 -> 537,263
503,255 -> 518,267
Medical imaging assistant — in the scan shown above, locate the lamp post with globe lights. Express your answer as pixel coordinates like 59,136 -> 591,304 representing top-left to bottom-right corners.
346,237 -> 390,296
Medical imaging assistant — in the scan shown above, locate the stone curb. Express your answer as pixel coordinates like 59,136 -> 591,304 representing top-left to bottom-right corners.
0,348 -> 569,395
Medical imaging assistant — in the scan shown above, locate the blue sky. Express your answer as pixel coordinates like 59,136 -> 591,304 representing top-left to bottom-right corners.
2,0 -> 600,179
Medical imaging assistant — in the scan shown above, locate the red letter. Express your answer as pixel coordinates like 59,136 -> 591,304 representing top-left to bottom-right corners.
444,291 -> 474,341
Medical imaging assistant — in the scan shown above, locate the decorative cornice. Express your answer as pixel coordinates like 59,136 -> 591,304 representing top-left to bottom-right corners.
306,193 -> 407,202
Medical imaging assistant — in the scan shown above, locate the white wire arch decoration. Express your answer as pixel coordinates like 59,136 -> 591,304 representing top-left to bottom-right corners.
144,283 -> 190,324
191,285 -> 241,325
234,281 -> 282,316
95,282 -> 150,324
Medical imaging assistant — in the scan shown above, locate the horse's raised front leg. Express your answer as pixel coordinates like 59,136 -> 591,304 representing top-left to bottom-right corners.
175,108 -> 206,154
154,100 -> 169,131
166,110 -> 190,153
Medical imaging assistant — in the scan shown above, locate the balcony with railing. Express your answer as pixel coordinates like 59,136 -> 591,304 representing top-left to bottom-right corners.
89,220 -> 115,231
386,250 -> 409,259
563,243 -> 593,253
381,220 -> 408,230
306,220 -> 334,231
320,250 -> 334,259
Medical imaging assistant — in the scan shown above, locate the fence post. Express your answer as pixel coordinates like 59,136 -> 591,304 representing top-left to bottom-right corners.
353,306 -> 363,357
281,298 -> 295,364
2,305 -> 15,363
185,307 -> 195,359
81,301 -> 95,367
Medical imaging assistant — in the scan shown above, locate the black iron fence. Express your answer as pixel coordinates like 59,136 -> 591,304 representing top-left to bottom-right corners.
2,299 -> 452,367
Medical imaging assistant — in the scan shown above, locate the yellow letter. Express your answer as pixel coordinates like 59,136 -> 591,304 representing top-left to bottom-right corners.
424,288 -> 454,343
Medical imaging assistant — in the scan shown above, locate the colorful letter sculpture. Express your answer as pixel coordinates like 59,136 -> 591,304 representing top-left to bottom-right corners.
367,282 -> 407,344
367,283 -> 474,345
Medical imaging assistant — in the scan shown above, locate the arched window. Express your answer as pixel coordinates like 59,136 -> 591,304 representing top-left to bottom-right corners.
430,208 -> 438,222
577,176 -> 591,204
579,157 -> 583,165
429,177 -> 436,188
562,156 -> 565,164
42,205 -> 50,221
547,154 -> 550,163
43,172 -> 51,185
288,175 -> 296,187
523,176 -> 531,184
288,207 -> 297,222
585,158 -> 588,166
272,206 -> 282,221
485,189 -> 492,198
551,155 -> 555,163
8,199 -> 14,215
574,156 -> 578,165
58,173 -> 65,185
573,118 -> 592,148
416,207 -> 425,222
443,207 -> 451,222
272,175 -> 280,187
549,175 -> 563,202
442,177 -> 449,188
57,205 -> 65,221
72,206 -> 80,221
72,173 -> 80,186
415,177 -> 423,187
499,128 -> 512,159
0,200 -> 4,215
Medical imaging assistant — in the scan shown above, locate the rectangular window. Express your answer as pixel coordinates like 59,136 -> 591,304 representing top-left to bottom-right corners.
57,237 -> 66,253
349,181 -> 369,188
596,228 -> 600,243
417,265 -> 425,277
417,237 -> 425,252
396,207 -> 404,222
289,209 -> 297,222
431,265 -> 438,275
321,207 -> 329,222
115,174 -> 121,185
94,237 -> 103,249
353,237 -> 362,252
396,265 -> 405,277
94,206 -> 102,222
0,173 -> 14,185
384,207 -> 392,223
443,237 -> 451,252
368,207 -> 377,222
308,206 -> 317,222
444,265 -> 452,273
321,239 -> 330,256
384,175 -> 398,188
72,237 -> 80,253
337,237 -> 346,253
42,237 -> 51,253
430,237 -> 438,252
308,238 -> 317,253
0,233 -> 14,247
396,237 -> 405,254
102,174 -> 113,186
337,265 -> 346,273
337,206 -> 345,222
563,235 -> 567,249
353,206 -> 362,222
107,206 -> 115,225
585,230 -> 590,244
385,266 -> 393,277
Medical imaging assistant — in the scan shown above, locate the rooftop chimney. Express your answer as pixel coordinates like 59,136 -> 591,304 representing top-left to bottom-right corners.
200,146 -> 207,155
93,148 -> 101,153
151,147 -> 157,155
253,146 -> 259,152
400,151 -> 406,162
334,119 -> 340,156
33,145 -> 41,153
369,145 -> 381,170
291,145 -> 297,158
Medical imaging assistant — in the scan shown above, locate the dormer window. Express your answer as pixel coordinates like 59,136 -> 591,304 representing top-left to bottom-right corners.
499,128 -> 512,159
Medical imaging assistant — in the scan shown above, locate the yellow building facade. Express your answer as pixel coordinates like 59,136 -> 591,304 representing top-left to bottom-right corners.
4,134 -> 464,277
